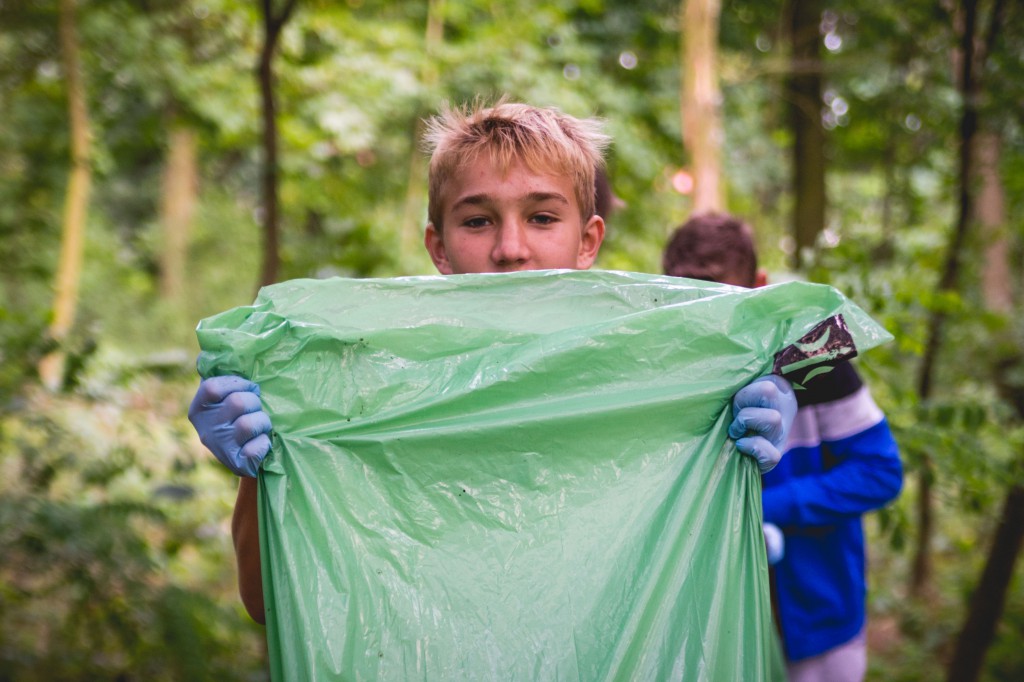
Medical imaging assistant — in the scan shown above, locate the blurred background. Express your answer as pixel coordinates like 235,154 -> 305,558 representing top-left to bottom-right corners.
1,0 -> 1022,679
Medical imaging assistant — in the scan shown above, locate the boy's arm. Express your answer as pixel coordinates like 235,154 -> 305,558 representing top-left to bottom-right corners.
763,415 -> 902,527
233,478 -> 266,624
763,367 -> 903,527
188,376 -> 272,624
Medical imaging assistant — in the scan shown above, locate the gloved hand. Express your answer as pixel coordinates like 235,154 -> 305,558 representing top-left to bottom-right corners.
188,375 -> 272,477
728,374 -> 797,474
763,523 -> 785,565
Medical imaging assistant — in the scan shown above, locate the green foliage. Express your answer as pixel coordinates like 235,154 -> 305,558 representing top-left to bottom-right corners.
0,374 -> 266,681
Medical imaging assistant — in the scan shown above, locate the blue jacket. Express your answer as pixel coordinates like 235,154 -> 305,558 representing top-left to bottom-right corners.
762,362 -> 902,661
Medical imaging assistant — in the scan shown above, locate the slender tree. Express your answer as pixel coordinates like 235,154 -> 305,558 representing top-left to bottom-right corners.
947,314 -> 1024,682
976,132 -> 1012,316
680,0 -> 724,213
398,0 -> 444,271
946,456 -> 1024,681
159,119 -> 198,302
910,0 -> 1005,599
943,4 -> 1020,675
154,5 -> 209,305
257,0 -> 300,288
39,0 -> 92,391
942,352 -> 1024,675
784,0 -> 825,269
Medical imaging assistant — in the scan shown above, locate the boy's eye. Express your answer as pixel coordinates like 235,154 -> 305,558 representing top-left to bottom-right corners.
531,213 -> 558,225
462,216 -> 491,228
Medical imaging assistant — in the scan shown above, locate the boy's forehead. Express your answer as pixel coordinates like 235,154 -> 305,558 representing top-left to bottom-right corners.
443,154 -> 574,203
456,149 -> 542,181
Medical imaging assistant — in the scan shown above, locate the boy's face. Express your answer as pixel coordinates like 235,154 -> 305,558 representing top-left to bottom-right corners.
424,155 -> 604,274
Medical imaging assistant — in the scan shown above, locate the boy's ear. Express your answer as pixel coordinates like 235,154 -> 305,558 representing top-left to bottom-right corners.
424,223 -> 454,275
575,215 -> 605,270
754,268 -> 768,288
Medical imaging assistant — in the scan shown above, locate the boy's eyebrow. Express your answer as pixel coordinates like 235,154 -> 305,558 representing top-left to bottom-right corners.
451,191 -> 571,210
525,191 -> 570,205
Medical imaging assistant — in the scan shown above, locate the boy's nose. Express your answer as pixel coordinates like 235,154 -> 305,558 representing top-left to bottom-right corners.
491,221 -> 531,267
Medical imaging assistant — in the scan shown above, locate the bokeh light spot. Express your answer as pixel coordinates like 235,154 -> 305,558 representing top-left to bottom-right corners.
672,170 -> 694,195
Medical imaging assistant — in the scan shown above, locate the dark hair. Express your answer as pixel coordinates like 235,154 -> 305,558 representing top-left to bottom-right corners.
594,167 -> 615,219
662,213 -> 758,287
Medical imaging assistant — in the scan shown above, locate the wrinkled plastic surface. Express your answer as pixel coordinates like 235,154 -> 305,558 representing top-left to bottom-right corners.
196,269 -> 891,681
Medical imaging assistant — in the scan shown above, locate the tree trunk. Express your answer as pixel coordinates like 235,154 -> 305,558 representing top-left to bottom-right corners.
784,0 -> 825,269
680,0 -> 723,213
879,133 -> 897,256
909,459 -> 935,599
910,0 -> 1004,599
946,484 -> 1024,682
944,99 -> 1018,682
398,0 -> 444,271
159,122 -> 198,302
975,132 -> 1011,315
909,0 -> 974,598
39,0 -> 92,391
257,0 -> 299,289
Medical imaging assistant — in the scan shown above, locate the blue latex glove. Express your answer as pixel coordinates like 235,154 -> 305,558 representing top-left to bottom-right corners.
728,374 -> 797,474
188,375 -> 272,477
763,523 -> 785,565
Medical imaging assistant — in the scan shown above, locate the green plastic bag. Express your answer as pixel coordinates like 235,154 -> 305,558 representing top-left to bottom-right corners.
196,269 -> 891,681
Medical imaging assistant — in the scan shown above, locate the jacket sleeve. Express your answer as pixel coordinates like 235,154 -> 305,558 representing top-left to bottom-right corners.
761,366 -> 903,528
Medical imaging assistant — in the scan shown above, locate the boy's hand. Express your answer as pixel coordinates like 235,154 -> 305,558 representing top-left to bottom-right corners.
188,375 -> 272,477
728,375 -> 797,474
763,523 -> 785,565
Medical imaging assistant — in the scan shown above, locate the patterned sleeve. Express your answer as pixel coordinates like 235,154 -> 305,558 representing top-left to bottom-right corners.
762,362 -> 903,527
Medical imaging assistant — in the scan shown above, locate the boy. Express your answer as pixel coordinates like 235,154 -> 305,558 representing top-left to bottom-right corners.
190,102 -> 797,624
663,212 -> 903,682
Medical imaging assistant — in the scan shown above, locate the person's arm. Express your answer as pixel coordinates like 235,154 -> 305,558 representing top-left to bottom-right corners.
188,376 -> 272,624
233,478 -> 266,624
763,383 -> 903,528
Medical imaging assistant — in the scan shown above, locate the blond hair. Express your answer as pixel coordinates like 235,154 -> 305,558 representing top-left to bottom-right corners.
422,99 -> 609,230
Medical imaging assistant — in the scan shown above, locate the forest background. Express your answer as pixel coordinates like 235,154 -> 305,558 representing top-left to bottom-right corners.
1,0 -> 1023,680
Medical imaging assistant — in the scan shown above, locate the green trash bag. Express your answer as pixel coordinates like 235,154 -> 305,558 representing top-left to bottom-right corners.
196,269 -> 891,681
